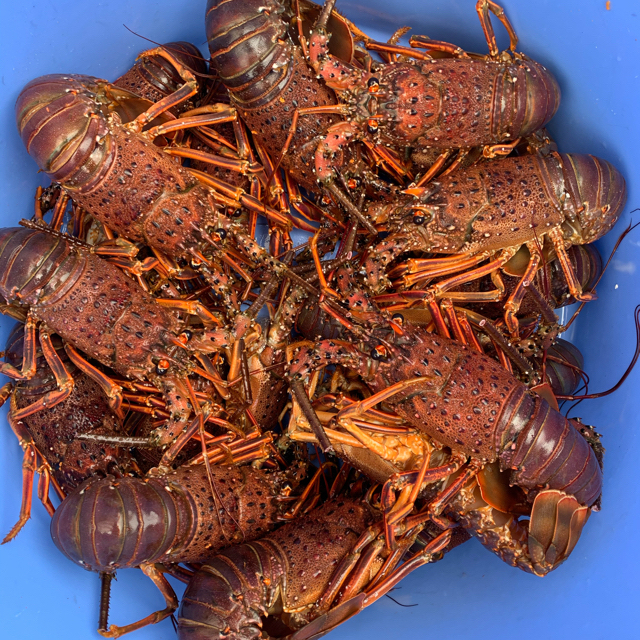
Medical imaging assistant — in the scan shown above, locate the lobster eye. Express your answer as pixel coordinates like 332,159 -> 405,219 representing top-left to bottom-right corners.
367,77 -> 380,91
413,215 -> 426,225
347,177 -> 361,190
367,121 -> 379,134
370,345 -> 388,361
179,330 -> 192,344
156,359 -> 170,375
213,228 -> 227,241
391,313 -> 405,325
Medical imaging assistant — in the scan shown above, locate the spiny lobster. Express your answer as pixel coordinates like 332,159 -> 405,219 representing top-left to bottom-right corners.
288,274 -> 602,562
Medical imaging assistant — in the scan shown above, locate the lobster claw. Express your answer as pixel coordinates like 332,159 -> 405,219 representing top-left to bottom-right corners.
527,489 -> 590,576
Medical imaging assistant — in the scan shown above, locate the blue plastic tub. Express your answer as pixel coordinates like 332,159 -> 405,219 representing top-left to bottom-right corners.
0,1 -> 638,639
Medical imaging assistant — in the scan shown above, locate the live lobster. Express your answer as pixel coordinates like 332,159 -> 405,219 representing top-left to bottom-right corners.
51,455 -> 314,637
288,276 -> 603,561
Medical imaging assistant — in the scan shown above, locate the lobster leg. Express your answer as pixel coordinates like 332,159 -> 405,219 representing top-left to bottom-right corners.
548,227 -> 597,303
98,563 -> 178,639
284,172 -> 325,223
431,247 -> 519,299
191,168 -> 295,229
324,181 -> 378,235
155,298 -> 221,326
280,463 -> 330,520
63,344 -> 124,421
440,299 -> 467,345
1,440 -> 38,544
476,0 -> 518,56
462,309 -> 535,377
163,146 -> 259,178
392,252 -> 489,282
381,452 -> 468,549
427,463 -> 483,528
414,150 -> 455,187
0,313 -> 37,381
10,328 -> 75,421
2,391 -> 62,544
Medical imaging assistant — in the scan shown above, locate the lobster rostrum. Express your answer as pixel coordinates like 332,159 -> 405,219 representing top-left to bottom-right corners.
304,0 -> 560,187
0,322 -> 136,544
361,152 -> 626,334
288,273 -> 603,563
51,456 -> 315,638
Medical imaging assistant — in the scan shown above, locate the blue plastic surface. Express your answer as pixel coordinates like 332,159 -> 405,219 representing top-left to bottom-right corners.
0,1 -> 638,639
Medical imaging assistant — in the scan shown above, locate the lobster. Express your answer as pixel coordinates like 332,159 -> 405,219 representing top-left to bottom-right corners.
360,152 -> 626,335
50,455 -> 317,638
205,0 -> 352,193
290,0 -> 560,195
15,72 -> 315,313
288,275 -> 603,559
0,322 -> 136,543
177,496 -> 455,639
286,380 -> 592,576
0,225 -> 243,457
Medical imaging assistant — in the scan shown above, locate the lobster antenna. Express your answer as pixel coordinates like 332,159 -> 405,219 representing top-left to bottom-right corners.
557,304 -> 640,401
121,25 -> 216,81
19,218 -> 92,252
98,572 -> 113,634
563,217 -> 640,331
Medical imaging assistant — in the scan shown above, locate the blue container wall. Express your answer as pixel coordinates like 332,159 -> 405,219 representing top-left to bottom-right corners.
0,1 -> 638,639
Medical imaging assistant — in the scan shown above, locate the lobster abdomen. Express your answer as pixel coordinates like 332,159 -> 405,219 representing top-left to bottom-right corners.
0,227 -> 183,379
497,389 -> 602,506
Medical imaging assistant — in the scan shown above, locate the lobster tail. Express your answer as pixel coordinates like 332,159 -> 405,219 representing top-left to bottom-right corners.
50,475 -> 188,572
559,153 -> 627,244
516,59 -> 561,138
545,339 -> 585,397
205,0 -> 293,108
16,75 -> 116,192
179,541 -> 280,639
499,392 -> 602,507
0,228 -> 71,307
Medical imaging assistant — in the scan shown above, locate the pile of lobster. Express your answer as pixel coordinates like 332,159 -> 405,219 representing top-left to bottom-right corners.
1,1 -> 636,638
